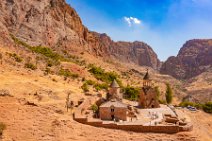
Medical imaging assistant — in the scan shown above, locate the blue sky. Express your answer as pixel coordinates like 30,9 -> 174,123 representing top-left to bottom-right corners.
66,0 -> 212,61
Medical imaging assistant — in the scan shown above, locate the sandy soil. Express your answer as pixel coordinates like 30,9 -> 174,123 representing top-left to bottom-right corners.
0,96 -> 204,141
0,51 -> 211,141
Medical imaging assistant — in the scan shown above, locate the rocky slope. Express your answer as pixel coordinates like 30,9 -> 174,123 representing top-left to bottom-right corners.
161,39 -> 212,79
0,0 -> 160,69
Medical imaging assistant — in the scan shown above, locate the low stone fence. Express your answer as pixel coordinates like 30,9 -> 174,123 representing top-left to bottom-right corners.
73,114 -> 192,133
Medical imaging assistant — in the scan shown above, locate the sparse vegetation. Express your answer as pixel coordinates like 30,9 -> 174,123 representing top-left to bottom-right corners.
59,69 -> 79,79
31,46 -> 62,61
123,86 -> 140,101
94,83 -> 108,91
11,35 -> 87,67
8,53 -> 23,62
85,80 -> 96,85
25,63 -> 37,70
88,65 -> 122,86
0,122 -> 6,136
44,67 -> 51,75
165,83 -> 173,104
81,83 -> 89,92
179,101 -> 212,113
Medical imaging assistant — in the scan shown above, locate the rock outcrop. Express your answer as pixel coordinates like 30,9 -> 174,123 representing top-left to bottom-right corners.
0,0 -> 160,69
161,39 -> 212,79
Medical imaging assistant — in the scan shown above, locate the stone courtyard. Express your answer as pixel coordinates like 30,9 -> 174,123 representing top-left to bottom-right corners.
73,71 -> 193,133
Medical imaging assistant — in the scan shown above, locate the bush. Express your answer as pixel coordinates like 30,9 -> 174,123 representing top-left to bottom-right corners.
159,99 -> 167,104
179,101 -> 212,113
0,122 -> 6,136
88,65 -> 122,86
179,101 -> 196,107
59,69 -> 79,79
44,67 -> 51,75
85,80 -> 96,85
81,83 -> 89,92
179,101 -> 203,109
10,35 -> 66,65
91,104 -> 98,113
25,63 -> 37,70
124,86 -> 140,101
8,53 -> 23,62
31,46 -> 62,61
94,83 -> 108,91
203,102 -> 212,113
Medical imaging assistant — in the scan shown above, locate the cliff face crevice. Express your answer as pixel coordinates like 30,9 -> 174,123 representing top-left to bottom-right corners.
0,0 -> 160,69
161,39 -> 212,79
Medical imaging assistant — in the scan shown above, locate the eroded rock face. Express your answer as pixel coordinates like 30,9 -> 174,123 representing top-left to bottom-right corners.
88,33 -> 161,69
0,0 -> 160,69
161,39 -> 212,79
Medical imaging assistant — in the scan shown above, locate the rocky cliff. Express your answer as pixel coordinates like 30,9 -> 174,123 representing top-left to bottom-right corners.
161,39 -> 212,79
0,0 -> 160,69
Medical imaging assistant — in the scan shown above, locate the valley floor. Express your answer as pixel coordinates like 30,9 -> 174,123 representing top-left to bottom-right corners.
0,68 -> 211,141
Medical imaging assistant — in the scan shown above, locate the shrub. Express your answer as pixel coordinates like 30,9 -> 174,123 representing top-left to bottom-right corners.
44,67 -> 51,75
179,101 -> 203,109
0,122 -> 6,136
59,69 -> 79,79
8,53 -> 23,62
94,83 -> 108,91
124,86 -> 140,101
179,101 -> 196,107
91,104 -> 98,113
25,63 -> 37,70
179,101 -> 212,113
88,65 -> 122,86
31,46 -> 62,61
85,80 -> 95,85
203,102 -> 212,113
10,35 -> 65,65
81,83 -> 89,92
159,99 -> 167,104
165,83 -> 173,104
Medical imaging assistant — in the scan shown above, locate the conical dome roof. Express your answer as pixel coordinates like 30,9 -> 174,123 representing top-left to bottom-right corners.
143,69 -> 150,80
110,79 -> 120,88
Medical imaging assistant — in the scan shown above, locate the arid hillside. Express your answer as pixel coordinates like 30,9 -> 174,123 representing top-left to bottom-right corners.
0,0 -> 211,141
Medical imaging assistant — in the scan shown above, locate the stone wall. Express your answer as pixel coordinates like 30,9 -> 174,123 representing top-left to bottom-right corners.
99,107 -> 127,121
73,115 -> 192,133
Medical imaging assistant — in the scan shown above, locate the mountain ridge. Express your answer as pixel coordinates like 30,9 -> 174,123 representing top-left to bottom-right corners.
0,0 -> 161,69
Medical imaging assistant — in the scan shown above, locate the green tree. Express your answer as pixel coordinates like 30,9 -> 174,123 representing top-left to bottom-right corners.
154,86 -> 160,100
91,104 -> 99,118
91,104 -> 98,113
165,83 -> 173,104
124,86 -> 140,101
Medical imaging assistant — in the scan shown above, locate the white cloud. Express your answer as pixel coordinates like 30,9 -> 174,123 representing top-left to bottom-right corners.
124,17 -> 141,27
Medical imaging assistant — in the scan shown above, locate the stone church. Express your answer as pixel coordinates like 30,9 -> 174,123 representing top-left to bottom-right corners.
139,70 -> 160,108
99,80 -> 128,121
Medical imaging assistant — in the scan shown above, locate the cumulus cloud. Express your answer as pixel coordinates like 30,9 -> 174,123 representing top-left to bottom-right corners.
124,17 -> 141,26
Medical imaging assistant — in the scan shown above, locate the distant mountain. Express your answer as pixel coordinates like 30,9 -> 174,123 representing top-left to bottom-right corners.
0,0 -> 160,69
161,39 -> 212,79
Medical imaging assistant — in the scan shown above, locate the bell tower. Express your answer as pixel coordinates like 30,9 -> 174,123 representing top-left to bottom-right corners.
143,69 -> 152,88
